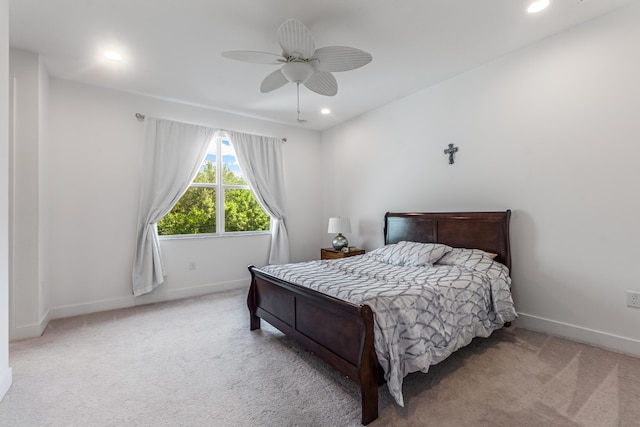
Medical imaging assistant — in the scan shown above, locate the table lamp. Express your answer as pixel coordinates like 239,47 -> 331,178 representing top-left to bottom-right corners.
328,217 -> 351,250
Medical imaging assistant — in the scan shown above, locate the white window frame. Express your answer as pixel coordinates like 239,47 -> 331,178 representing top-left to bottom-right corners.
159,136 -> 271,239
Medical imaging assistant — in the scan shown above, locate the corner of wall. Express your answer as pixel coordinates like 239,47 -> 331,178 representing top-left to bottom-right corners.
9,309 -> 50,342
8,47 -> 50,341
0,366 -> 12,402
1,0 -> 12,401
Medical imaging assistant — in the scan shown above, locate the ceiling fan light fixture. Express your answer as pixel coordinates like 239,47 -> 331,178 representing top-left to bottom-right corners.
527,0 -> 550,14
281,62 -> 314,83
104,50 -> 123,61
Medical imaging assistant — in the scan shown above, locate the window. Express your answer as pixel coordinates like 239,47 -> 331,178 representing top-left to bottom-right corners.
157,137 -> 270,236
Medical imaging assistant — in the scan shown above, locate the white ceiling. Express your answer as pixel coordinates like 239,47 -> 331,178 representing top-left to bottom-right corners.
9,0 -> 636,131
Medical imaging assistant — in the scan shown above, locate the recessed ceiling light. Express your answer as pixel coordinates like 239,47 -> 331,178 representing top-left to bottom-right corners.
104,50 -> 123,61
527,0 -> 550,14
320,108 -> 331,115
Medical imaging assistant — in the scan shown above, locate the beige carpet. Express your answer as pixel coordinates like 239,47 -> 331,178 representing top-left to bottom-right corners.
1,289 -> 639,426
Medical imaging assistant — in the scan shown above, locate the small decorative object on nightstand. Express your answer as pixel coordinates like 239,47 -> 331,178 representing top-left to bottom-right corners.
321,247 -> 365,260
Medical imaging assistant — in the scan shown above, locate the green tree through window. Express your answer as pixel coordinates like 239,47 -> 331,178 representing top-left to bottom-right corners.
157,139 -> 270,236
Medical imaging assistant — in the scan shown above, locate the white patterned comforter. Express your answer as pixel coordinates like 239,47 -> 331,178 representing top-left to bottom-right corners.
258,251 -> 517,407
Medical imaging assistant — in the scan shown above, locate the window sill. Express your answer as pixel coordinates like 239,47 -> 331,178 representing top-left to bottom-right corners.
159,231 -> 271,241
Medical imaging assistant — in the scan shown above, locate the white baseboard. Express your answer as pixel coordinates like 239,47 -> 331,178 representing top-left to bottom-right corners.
133,279 -> 247,307
49,294 -> 136,322
48,280 -> 247,323
10,310 -> 51,341
0,367 -> 12,402
515,312 -> 640,358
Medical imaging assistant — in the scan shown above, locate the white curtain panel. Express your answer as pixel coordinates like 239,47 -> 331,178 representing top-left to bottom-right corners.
230,131 -> 290,264
133,118 -> 215,296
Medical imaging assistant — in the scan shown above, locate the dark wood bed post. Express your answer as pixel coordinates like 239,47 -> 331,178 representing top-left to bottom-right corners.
358,305 -> 379,425
247,271 -> 260,331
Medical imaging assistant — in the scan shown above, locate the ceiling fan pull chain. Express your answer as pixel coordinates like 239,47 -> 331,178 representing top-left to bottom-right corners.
297,82 -> 301,120
296,82 -> 306,123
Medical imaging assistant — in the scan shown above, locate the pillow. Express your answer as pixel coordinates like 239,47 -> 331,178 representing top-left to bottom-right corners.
367,244 -> 395,257
379,241 -> 452,267
436,248 -> 496,269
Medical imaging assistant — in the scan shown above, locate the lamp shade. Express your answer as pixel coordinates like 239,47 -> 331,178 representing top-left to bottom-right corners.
328,217 -> 351,234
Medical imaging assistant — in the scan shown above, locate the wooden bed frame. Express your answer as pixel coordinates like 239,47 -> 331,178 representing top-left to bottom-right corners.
247,211 -> 511,425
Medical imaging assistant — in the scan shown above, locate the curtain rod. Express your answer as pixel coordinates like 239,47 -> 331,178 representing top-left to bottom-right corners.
134,112 -> 287,142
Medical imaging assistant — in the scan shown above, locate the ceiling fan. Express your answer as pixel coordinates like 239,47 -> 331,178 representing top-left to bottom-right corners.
222,19 -> 372,122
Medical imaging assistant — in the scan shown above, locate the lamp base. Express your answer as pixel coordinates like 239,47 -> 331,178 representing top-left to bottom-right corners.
332,234 -> 349,251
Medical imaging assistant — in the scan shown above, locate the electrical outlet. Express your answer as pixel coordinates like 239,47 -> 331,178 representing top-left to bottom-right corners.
627,291 -> 640,308
188,261 -> 197,270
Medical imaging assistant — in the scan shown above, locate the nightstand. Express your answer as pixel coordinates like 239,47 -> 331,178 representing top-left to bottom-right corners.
321,247 -> 365,260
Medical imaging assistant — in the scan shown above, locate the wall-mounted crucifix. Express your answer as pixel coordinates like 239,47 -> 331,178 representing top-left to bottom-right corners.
444,143 -> 459,164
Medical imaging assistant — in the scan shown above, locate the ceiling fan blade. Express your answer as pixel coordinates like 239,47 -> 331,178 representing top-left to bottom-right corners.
277,19 -> 315,59
312,46 -> 373,72
222,51 -> 283,65
303,70 -> 337,96
260,68 -> 289,93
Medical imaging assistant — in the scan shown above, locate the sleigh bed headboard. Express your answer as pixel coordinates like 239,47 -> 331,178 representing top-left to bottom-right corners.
384,210 -> 511,270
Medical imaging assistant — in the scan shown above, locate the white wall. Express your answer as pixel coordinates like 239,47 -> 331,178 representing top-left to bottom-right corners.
41,78 -> 322,320
0,0 -> 13,400
322,2 -> 640,356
